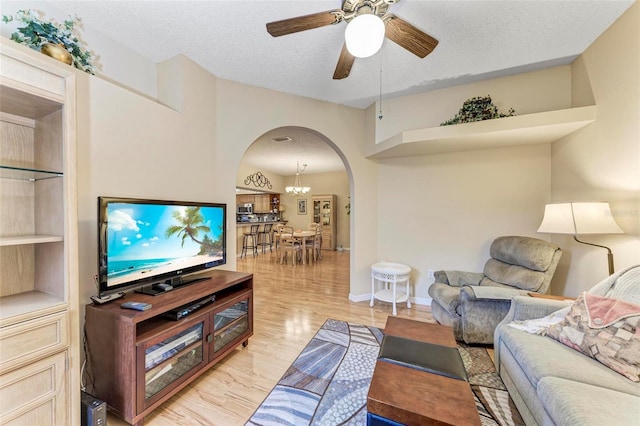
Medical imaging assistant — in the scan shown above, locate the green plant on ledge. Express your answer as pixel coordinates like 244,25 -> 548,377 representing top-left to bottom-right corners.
440,95 -> 515,126
2,9 -> 95,74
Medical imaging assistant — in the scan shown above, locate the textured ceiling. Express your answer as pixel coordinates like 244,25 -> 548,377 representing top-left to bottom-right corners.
43,0 -> 634,174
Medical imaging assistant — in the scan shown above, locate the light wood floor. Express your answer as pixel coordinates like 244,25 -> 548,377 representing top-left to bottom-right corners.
108,249 -> 434,425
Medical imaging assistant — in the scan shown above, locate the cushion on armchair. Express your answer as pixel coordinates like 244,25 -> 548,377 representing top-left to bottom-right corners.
481,259 -> 546,291
479,236 -> 560,292
489,236 -> 559,272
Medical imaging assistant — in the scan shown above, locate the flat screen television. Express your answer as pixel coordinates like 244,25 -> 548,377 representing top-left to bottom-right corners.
97,197 -> 226,297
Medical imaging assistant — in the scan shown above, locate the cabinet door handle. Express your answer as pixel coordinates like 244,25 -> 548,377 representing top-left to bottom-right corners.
207,334 -> 213,343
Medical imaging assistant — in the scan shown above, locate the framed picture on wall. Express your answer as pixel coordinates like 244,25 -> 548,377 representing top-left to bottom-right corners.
298,199 -> 307,215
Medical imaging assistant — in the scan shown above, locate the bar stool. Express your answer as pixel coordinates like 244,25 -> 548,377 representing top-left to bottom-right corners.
258,223 -> 273,253
241,224 -> 260,258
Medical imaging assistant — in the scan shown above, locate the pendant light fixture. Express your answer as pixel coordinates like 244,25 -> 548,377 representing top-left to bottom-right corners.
285,162 -> 310,196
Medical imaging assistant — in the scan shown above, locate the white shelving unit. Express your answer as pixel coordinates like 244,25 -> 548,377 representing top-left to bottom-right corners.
0,38 -> 79,425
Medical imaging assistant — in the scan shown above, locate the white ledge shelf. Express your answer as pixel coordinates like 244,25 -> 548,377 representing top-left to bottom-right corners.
366,106 -> 597,159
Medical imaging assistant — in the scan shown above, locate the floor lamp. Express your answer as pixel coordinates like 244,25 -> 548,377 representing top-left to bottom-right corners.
537,202 -> 624,275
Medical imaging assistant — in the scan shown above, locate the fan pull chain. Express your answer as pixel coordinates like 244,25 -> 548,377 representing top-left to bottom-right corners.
378,51 -> 383,120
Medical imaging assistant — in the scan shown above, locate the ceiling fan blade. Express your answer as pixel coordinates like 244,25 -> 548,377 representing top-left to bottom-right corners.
266,11 -> 340,37
385,15 -> 439,58
333,43 -> 356,80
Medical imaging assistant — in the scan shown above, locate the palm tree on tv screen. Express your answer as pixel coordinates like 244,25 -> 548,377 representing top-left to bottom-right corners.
165,207 -> 222,254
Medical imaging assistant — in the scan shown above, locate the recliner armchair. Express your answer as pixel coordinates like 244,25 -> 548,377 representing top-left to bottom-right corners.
428,236 -> 562,344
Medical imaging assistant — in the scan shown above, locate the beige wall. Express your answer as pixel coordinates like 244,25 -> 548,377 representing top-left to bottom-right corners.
75,54 -> 219,307
279,171 -> 351,250
367,65 -> 568,301
214,79 -> 376,296
376,144 -> 551,302
373,65 -> 572,144
234,165 -> 351,249
236,163 -> 286,192
549,2 -> 640,295
75,60 -> 375,303
67,2 -> 640,314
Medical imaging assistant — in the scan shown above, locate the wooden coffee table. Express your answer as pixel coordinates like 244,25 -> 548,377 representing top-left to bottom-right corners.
367,317 -> 481,425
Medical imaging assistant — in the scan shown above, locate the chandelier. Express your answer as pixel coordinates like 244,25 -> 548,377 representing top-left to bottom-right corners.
285,162 -> 310,196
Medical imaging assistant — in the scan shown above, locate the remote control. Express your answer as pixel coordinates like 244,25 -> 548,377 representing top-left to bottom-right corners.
120,302 -> 152,311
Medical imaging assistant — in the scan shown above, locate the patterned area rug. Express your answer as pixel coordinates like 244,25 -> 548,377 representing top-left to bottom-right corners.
246,319 -> 524,426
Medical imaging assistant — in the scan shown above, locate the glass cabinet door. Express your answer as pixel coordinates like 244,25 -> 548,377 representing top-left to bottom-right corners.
141,321 -> 205,402
313,200 -> 321,224
321,200 -> 331,226
213,300 -> 249,353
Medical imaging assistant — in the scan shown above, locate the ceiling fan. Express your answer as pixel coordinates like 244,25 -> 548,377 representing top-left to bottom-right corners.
266,0 -> 439,80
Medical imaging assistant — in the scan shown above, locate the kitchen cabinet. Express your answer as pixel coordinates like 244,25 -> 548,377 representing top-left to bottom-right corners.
236,194 -> 255,205
237,193 -> 280,214
253,194 -> 271,213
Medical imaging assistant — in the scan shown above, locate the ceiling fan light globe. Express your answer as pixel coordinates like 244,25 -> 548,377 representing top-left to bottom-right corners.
345,14 -> 385,58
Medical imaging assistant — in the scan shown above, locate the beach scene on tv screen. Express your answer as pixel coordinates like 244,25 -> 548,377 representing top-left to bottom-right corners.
106,203 -> 224,287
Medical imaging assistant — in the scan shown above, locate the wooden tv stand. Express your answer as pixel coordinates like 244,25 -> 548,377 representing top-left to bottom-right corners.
84,270 -> 253,426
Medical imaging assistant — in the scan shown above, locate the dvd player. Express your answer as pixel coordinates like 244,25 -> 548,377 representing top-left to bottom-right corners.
162,294 -> 216,320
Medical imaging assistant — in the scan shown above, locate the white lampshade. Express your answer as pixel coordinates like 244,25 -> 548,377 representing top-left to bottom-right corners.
537,202 -> 624,235
345,14 -> 385,58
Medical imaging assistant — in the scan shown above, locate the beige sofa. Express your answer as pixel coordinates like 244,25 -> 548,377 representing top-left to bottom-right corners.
494,265 -> 640,425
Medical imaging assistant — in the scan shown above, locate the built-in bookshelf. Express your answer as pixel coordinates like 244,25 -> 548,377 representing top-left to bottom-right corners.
0,38 -> 79,425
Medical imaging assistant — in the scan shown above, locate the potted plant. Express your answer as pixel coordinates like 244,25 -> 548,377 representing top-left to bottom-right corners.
2,9 -> 95,74
440,95 -> 515,126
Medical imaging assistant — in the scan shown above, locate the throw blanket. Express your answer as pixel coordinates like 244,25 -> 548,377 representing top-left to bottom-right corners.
589,264 -> 640,305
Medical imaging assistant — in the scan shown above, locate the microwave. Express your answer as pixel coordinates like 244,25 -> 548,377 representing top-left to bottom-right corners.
237,204 -> 253,214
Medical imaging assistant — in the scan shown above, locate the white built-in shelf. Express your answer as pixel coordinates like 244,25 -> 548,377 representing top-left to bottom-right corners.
0,291 -> 66,326
0,235 -> 64,246
0,165 -> 63,181
366,106 -> 597,159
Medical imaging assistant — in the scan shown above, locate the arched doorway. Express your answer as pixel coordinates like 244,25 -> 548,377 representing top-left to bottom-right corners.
235,125 -> 353,271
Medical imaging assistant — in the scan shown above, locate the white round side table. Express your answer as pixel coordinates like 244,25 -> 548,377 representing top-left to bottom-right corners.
370,262 -> 412,316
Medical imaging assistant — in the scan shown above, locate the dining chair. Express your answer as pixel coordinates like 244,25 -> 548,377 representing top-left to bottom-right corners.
312,226 -> 322,261
279,226 -> 301,266
273,223 -> 285,258
304,227 -> 317,262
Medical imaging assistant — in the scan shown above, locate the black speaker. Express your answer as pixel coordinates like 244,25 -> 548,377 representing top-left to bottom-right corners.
81,391 -> 106,426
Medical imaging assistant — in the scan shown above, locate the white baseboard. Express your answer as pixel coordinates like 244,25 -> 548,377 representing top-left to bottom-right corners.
349,293 -> 432,306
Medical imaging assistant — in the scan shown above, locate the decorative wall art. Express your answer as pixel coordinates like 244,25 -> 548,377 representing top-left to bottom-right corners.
298,199 -> 307,215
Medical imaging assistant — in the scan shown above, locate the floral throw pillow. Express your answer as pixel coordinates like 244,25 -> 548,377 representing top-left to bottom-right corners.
544,292 -> 640,382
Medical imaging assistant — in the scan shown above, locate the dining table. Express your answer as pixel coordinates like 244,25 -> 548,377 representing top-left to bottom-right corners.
280,230 -> 316,265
